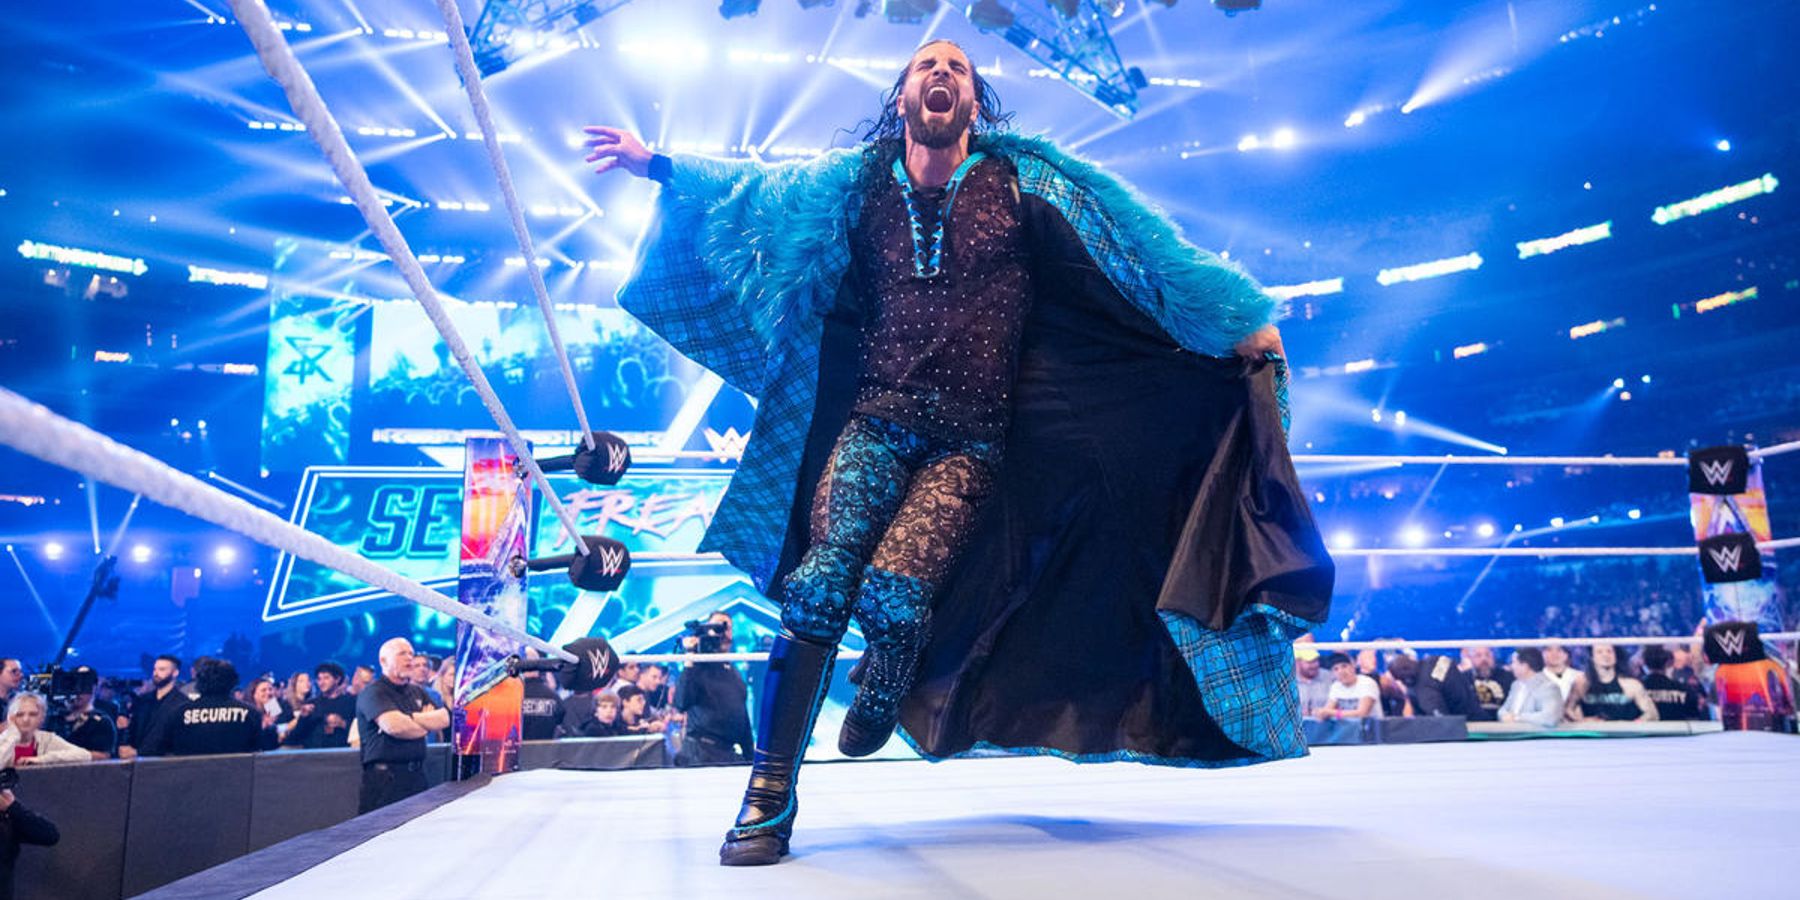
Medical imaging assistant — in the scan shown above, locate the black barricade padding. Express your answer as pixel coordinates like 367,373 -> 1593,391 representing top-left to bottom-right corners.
13,760 -> 133,900
518,735 -> 669,770
1302,717 -> 1469,745
1688,445 -> 1751,495
121,754 -> 256,897
1698,533 -> 1763,583
248,749 -> 362,852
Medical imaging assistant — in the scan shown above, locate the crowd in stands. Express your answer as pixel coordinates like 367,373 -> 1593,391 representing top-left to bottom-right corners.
0,614 -> 748,770
1295,635 -> 1745,729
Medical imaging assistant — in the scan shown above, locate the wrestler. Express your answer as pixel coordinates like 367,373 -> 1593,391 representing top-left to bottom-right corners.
585,40 -> 1332,866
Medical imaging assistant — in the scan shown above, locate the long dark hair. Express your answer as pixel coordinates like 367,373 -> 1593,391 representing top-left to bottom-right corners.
843,40 -> 1015,190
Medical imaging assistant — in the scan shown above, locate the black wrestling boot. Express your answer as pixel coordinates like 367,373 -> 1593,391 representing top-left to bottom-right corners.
719,633 -> 836,866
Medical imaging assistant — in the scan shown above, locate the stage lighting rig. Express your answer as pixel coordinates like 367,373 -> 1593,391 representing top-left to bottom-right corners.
883,0 -> 940,23
720,0 -> 763,17
1213,0 -> 1262,14
963,1 -> 1146,118
468,0 -> 636,77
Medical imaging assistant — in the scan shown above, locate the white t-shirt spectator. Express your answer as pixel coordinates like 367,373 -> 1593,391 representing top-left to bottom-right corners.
1326,675 -> 1384,718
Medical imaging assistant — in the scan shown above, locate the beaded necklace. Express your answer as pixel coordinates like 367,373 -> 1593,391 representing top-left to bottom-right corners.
891,151 -> 986,279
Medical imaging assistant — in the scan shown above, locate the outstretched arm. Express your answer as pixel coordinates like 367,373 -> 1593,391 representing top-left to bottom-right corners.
582,126 -> 653,179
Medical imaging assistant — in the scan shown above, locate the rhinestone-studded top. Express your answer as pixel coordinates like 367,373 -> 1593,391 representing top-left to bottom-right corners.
851,157 -> 1032,443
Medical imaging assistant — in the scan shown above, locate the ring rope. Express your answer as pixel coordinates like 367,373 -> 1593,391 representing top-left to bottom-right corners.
433,0 -> 596,454
1308,633 -> 1800,652
226,0 -> 591,557
0,387 -> 575,663
1334,538 -> 1800,558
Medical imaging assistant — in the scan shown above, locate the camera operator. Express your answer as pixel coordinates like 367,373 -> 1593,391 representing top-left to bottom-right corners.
56,672 -> 116,760
1,772 -> 60,900
672,612 -> 753,766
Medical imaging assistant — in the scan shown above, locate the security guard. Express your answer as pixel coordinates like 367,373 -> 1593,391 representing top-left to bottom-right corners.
354,638 -> 447,813
148,657 -> 260,756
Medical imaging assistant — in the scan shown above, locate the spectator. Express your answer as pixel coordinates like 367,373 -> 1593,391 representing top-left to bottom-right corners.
1293,646 -> 1333,718
0,660 -> 21,706
1640,646 -> 1706,721
1460,647 -> 1513,722
609,661 -> 641,699
1315,653 -> 1382,721
57,676 -> 117,759
355,638 -> 448,813
1,785 -> 60,900
1541,643 -> 1580,703
519,656 -> 560,742
118,654 -> 182,759
637,664 -> 671,717
275,670 -> 314,743
557,689 -> 600,737
616,684 -> 666,733
581,693 -> 626,737
1498,648 -> 1565,728
1392,653 -> 1481,718
285,662 -> 355,749
348,665 -> 375,696
148,658 -> 261,757
1567,644 -> 1658,723
248,678 -> 282,750
410,654 -> 445,706
0,694 -> 91,767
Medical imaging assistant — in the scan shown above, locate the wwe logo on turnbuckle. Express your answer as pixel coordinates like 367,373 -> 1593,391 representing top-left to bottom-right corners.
585,644 -> 613,677
596,543 -> 628,576
1715,628 -> 1748,657
607,442 -> 629,474
1698,458 -> 1736,487
1706,543 -> 1745,573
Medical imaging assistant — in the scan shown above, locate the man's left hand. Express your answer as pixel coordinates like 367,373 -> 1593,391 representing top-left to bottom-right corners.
1234,325 -> 1283,359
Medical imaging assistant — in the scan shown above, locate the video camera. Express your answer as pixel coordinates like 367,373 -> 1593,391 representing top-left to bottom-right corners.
682,619 -> 731,655
24,666 -> 99,723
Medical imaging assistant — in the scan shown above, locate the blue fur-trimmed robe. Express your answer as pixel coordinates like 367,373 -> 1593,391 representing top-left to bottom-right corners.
618,132 -> 1335,768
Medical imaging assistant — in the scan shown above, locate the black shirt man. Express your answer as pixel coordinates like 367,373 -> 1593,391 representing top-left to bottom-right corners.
674,662 -> 753,766
520,673 -> 560,741
150,658 -> 261,756
356,639 -> 447,814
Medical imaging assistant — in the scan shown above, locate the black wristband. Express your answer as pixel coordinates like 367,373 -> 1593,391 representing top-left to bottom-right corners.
648,153 -> 673,184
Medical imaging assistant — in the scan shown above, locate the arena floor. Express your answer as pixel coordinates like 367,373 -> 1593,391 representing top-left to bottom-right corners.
247,732 -> 1799,899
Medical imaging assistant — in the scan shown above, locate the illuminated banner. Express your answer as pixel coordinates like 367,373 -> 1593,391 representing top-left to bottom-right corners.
264,465 -> 736,639
261,292 -> 359,470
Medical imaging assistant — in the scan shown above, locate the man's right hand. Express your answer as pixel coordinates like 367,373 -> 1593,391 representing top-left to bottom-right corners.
0,789 -> 13,812
582,126 -> 652,178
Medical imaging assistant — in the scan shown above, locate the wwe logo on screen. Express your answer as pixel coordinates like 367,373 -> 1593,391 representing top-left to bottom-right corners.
596,544 -> 627,576
1715,628 -> 1748,657
1698,458 -> 1736,487
1706,543 -> 1745,573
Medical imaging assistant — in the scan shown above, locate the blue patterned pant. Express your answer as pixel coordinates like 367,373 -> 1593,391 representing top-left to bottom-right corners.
781,414 -> 999,719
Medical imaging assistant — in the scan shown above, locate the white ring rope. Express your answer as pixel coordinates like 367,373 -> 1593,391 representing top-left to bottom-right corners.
1292,453 -> 1684,467
624,632 -> 1800,665
0,388 -> 575,664
432,0 -> 596,453
1334,538 -> 1800,558
1308,632 -> 1800,652
226,0 -> 590,557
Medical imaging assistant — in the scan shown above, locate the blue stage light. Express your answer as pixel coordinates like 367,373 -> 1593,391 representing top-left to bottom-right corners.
1475,523 -> 1496,539
131,544 -> 153,563
1715,139 -> 1731,152
44,541 -> 65,561
1400,525 -> 1427,547
1330,530 -> 1356,550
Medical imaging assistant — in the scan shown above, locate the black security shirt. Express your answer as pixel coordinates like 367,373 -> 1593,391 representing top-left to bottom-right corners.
159,695 -> 261,756
356,676 -> 432,764
520,678 -> 560,741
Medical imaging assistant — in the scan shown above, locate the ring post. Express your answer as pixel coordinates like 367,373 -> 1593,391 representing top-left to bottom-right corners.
452,436 -> 533,778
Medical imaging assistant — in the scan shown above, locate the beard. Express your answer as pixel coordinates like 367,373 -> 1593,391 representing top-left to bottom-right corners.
905,90 -> 975,150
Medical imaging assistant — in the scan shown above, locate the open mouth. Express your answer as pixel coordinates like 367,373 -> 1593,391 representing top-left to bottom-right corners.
924,84 -> 955,114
